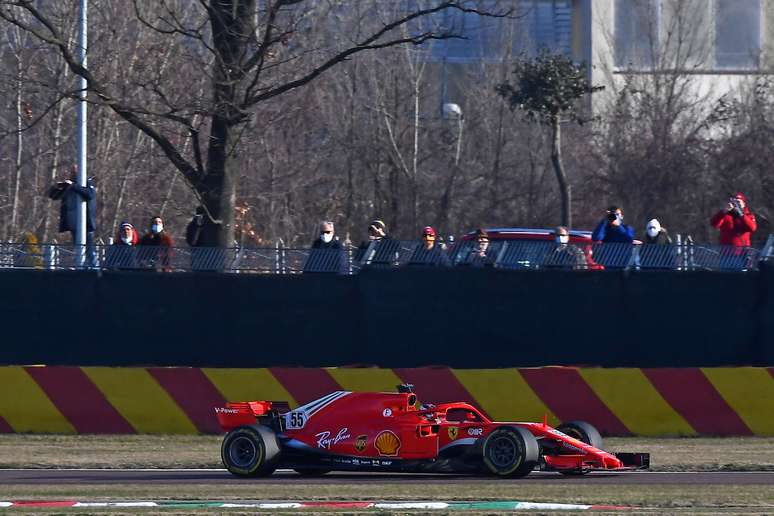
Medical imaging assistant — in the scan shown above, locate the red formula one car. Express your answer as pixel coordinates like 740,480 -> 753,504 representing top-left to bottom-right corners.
215,385 -> 649,478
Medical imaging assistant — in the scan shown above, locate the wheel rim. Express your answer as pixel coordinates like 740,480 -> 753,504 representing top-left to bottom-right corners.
229,435 -> 258,468
488,435 -> 518,469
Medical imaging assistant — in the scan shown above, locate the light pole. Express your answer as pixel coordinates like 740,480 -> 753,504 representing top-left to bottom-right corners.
75,0 -> 88,267
442,102 -> 464,165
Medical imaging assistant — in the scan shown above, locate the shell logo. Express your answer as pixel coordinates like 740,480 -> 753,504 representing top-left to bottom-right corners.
374,430 -> 401,457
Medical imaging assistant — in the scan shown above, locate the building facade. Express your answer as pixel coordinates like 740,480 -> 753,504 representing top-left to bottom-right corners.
432,0 -> 774,114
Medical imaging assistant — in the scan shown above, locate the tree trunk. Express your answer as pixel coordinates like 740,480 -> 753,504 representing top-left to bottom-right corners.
198,115 -> 237,247
195,0 -> 254,247
550,117 -> 571,229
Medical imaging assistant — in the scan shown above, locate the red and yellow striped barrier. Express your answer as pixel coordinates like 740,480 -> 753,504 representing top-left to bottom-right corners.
0,366 -> 772,436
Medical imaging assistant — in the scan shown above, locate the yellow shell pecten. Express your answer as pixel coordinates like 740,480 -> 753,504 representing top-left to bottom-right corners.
374,430 -> 401,456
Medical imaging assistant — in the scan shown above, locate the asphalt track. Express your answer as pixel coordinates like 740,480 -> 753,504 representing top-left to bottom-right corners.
1,469 -> 773,485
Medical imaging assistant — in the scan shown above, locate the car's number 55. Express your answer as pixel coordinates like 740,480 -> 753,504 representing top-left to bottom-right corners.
286,411 -> 306,429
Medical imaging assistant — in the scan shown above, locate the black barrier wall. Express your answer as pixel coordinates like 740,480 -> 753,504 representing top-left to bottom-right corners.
0,267 -> 770,367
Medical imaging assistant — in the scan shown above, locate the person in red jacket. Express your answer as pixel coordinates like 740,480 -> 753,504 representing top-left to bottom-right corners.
138,216 -> 174,271
710,192 -> 757,247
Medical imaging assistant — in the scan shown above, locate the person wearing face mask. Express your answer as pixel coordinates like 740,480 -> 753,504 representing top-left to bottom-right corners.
138,215 -> 174,271
592,206 -> 635,243
105,221 -> 139,269
304,221 -> 347,273
544,226 -> 587,269
642,219 -> 671,245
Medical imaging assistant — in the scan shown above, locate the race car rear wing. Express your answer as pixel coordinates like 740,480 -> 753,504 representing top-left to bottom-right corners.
214,400 -> 290,432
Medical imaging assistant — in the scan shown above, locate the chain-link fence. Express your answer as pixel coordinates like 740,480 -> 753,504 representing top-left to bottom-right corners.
0,238 -> 769,273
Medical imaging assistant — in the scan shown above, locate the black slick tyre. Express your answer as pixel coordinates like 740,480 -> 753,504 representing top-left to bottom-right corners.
481,426 -> 539,478
221,425 -> 281,477
556,421 -> 603,449
556,420 -> 603,476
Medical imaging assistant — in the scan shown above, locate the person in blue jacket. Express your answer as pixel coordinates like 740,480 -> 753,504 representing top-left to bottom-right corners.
592,206 -> 635,243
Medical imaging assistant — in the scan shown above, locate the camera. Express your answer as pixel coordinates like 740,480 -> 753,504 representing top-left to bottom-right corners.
607,212 -> 618,222
731,199 -> 744,217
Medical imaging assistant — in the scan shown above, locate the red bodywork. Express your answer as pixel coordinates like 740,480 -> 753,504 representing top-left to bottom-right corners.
216,390 -> 644,474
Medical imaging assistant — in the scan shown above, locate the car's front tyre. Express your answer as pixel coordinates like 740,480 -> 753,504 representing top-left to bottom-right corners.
221,425 -> 280,477
481,426 -> 538,478
556,420 -> 603,476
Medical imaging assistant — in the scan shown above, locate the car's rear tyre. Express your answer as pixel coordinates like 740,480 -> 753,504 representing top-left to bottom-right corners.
293,469 -> 331,477
556,421 -> 603,476
221,425 -> 280,477
481,426 -> 538,478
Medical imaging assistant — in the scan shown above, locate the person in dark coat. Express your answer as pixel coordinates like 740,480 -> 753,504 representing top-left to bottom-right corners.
138,216 -> 174,271
459,228 -> 493,267
356,219 -> 391,265
639,218 -> 676,269
305,221 -> 347,274
544,226 -> 587,270
186,206 -> 205,247
47,164 -> 97,267
643,219 -> 672,245
408,226 -> 450,267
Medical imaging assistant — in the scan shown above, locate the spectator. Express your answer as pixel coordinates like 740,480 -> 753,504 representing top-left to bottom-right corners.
47,164 -> 97,267
643,219 -> 672,245
458,228 -> 492,267
356,219 -> 391,265
116,221 -> 139,246
304,221 -> 347,273
544,226 -> 587,270
408,226 -> 450,267
185,206 -> 205,247
106,221 -> 139,269
186,206 -> 215,271
14,232 -> 44,269
710,193 -> 757,247
138,215 -> 173,271
592,206 -> 635,243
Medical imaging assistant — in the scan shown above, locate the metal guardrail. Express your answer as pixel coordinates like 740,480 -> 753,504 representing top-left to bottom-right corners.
0,239 -> 769,273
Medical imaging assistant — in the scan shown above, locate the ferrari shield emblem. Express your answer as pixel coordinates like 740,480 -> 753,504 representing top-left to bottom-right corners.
448,427 -> 459,440
355,435 -> 367,453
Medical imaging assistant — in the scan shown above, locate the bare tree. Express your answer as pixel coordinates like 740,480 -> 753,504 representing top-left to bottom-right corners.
0,0 -> 504,248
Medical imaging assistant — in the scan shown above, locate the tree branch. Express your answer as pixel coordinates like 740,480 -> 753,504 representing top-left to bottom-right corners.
0,1 -> 204,189
243,1 -> 506,107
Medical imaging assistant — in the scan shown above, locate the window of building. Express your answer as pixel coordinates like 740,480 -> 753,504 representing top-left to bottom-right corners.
661,0 -> 712,69
614,0 -> 659,69
715,0 -> 761,69
424,0 -> 572,63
